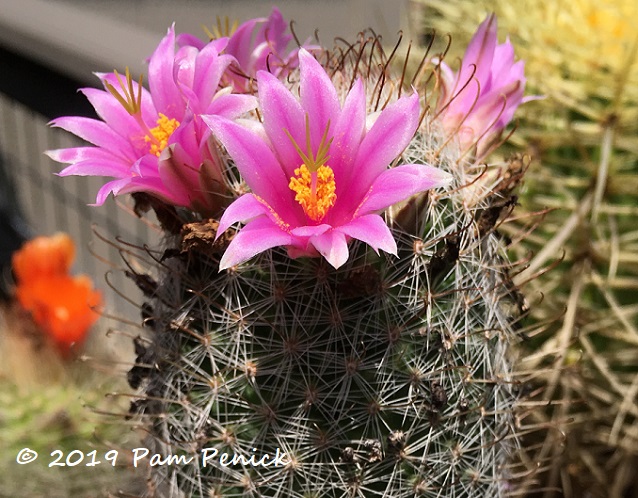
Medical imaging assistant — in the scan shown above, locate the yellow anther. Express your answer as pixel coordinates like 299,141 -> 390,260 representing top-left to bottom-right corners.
289,164 -> 337,221
145,114 -> 180,156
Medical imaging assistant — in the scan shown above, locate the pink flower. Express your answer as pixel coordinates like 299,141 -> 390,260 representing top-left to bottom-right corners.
47,25 -> 256,214
437,14 -> 529,157
205,49 -> 453,270
178,7 -> 318,92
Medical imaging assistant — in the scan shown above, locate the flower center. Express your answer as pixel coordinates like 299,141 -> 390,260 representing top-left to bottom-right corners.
285,115 -> 336,222
145,114 -> 180,156
289,164 -> 336,221
104,68 -> 180,156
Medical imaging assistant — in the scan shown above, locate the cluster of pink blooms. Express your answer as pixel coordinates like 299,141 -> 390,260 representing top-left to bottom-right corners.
48,9 -> 528,270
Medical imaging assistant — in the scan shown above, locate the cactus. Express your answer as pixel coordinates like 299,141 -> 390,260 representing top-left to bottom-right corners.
126,161 -> 527,498
47,11 -> 534,497
120,44 -> 529,498
412,0 -> 638,495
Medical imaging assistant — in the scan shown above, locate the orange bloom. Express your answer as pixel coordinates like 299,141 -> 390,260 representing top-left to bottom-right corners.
12,233 -> 102,354
12,232 -> 75,281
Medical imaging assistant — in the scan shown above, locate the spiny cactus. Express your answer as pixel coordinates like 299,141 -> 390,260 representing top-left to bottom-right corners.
125,155 -> 527,498
120,48 -> 529,498
47,9 -> 534,497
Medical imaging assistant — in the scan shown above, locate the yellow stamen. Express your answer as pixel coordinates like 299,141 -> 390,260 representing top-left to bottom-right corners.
203,16 -> 239,40
144,114 -> 180,156
285,115 -> 337,221
104,67 -> 143,116
289,164 -> 336,221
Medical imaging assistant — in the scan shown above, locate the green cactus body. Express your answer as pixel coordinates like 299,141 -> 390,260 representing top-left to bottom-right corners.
117,35 -> 529,498
127,144 -> 525,498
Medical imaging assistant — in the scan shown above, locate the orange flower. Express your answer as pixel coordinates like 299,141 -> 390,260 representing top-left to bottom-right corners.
12,234 -> 102,354
12,232 -> 75,281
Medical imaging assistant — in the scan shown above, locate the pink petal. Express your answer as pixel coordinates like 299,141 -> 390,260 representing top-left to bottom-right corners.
92,75 -> 157,131
298,48 -> 340,151
219,217 -> 293,270
81,88 -> 146,153
491,40 -> 516,83
355,164 -> 453,214
57,158 -> 130,178
466,82 -> 520,136
350,92 -> 421,200
249,43 -> 275,74
209,37 -> 229,54
330,78 -> 366,196
132,154 -> 160,177
167,120 -> 202,166
192,48 -> 235,110
460,14 -> 497,90
233,118 -> 269,141
290,224 -> 331,238
495,82 -> 525,128
257,70 -> 305,178
92,178 -> 131,205
203,115 -> 303,225
337,214 -> 397,256
436,61 -> 457,103
156,147 -> 197,206
216,193 -> 270,236
173,45 -> 199,96
116,176 -> 183,205
259,7 -> 289,49
226,18 -> 263,70
176,32 -> 206,50
148,24 -> 186,118
47,146 -> 123,165
50,117 -> 127,152
309,230 -> 349,269
206,93 -> 257,118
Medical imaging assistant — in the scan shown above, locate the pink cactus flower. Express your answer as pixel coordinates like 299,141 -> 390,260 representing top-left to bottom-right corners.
437,14 -> 529,157
205,49 -> 453,270
47,25 -> 256,214
178,7 -> 318,92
